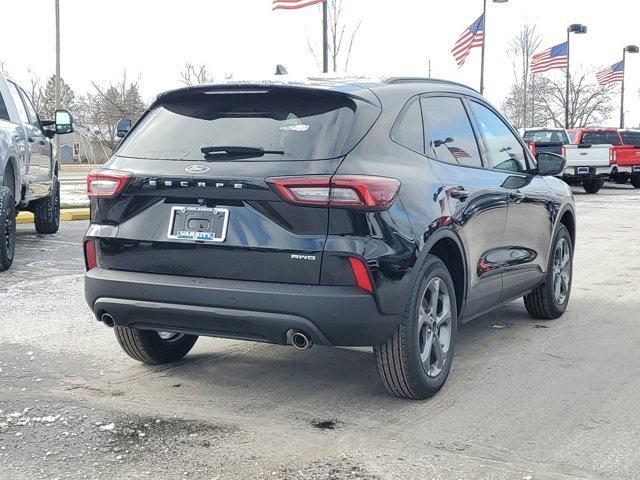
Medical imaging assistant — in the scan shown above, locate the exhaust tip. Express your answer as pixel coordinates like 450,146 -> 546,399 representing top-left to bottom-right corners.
291,331 -> 313,350
100,313 -> 115,328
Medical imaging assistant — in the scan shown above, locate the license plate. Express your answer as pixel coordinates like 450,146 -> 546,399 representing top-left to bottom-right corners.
633,166 -> 640,172
167,206 -> 229,242
576,167 -> 589,174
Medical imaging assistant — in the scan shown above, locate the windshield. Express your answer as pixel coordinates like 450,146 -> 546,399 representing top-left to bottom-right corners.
620,131 -> 640,145
117,90 -> 357,161
522,130 -> 569,144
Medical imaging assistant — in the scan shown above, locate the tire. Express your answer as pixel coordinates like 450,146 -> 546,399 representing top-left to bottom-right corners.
524,225 -> 573,320
374,255 -> 458,400
0,186 -> 16,272
631,176 -> 640,189
582,178 -> 603,194
33,177 -> 60,234
114,326 -> 198,364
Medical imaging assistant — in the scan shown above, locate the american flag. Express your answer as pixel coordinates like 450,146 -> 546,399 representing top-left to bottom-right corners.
596,60 -> 624,85
447,146 -> 472,160
531,42 -> 568,73
451,14 -> 485,67
272,0 -> 325,10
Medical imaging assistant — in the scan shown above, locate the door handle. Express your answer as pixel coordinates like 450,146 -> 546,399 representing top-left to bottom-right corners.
449,187 -> 470,201
508,190 -> 526,203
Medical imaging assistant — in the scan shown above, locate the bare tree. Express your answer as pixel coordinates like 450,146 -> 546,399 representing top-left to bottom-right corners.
307,0 -> 362,73
179,62 -> 215,86
76,72 -> 146,154
501,25 -> 543,128
535,71 -> 616,128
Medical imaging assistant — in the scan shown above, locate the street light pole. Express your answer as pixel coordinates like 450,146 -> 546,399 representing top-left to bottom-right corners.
620,45 -> 639,129
55,0 -> 61,162
565,24 -> 587,129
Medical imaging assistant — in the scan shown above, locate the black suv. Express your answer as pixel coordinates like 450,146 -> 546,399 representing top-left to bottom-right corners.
84,78 -> 575,399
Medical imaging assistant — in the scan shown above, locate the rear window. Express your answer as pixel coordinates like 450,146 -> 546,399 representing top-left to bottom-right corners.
580,131 -> 621,146
522,130 -> 569,144
117,90 -> 357,161
620,131 -> 640,145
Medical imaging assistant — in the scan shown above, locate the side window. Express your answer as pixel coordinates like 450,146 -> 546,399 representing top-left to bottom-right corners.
469,101 -> 528,173
391,98 -> 424,154
18,87 -> 40,128
421,96 -> 482,168
6,81 -> 29,125
0,91 -> 9,121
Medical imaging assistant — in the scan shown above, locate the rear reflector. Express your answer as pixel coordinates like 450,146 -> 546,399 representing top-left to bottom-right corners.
266,175 -> 400,211
348,257 -> 373,294
84,240 -> 97,270
87,169 -> 133,198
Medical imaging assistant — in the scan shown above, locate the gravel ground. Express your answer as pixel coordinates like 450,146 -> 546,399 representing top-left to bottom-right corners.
1,184 -> 639,479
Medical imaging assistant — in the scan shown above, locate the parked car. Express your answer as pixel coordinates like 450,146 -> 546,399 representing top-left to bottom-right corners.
83,78 -> 576,399
522,128 -> 570,156
0,73 -> 75,270
607,129 -> 640,188
563,128 -> 612,194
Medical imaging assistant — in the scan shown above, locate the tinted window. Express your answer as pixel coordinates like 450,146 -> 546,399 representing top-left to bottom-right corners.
421,97 -> 482,168
391,99 -> 423,153
470,102 -> 527,173
7,81 -> 29,124
0,91 -> 9,121
522,130 -> 569,144
580,131 -> 621,146
18,87 -> 40,128
118,90 -> 357,161
619,131 -> 640,145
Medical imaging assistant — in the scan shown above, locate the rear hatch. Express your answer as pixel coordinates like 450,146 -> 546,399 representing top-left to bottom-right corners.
90,84 -> 380,284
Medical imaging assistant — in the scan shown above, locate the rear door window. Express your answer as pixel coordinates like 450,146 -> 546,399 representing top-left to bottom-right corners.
469,101 -> 528,173
117,89 -> 358,161
18,87 -> 41,128
581,131 -> 621,145
619,131 -> 640,145
391,98 -> 424,154
420,96 -> 482,168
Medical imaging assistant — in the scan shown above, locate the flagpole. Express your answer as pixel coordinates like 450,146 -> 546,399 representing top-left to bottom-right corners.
480,0 -> 487,95
620,47 -> 626,128
322,0 -> 329,73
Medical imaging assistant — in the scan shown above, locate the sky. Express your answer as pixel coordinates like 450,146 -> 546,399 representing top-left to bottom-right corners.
2,0 -> 640,126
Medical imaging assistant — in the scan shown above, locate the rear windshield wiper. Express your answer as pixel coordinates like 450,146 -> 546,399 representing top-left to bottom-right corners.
200,146 -> 285,160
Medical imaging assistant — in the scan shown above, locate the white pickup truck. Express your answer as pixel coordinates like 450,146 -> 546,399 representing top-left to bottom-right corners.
561,143 -> 611,193
0,73 -> 74,270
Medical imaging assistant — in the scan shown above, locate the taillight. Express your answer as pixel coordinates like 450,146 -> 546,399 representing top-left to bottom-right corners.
84,240 -> 97,270
87,169 -> 133,198
561,146 -> 566,157
348,257 -> 374,294
266,175 -> 401,211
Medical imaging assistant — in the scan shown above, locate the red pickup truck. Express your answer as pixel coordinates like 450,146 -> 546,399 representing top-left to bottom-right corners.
569,128 -> 640,188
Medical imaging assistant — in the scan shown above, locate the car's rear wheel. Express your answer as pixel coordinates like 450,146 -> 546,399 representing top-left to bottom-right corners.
631,176 -> 640,189
0,186 -> 16,271
582,178 -> 604,194
524,224 -> 572,320
33,177 -> 60,234
114,326 -> 198,364
374,255 -> 457,400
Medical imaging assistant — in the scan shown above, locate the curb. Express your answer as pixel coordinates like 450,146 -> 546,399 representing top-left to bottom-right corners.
17,208 -> 90,225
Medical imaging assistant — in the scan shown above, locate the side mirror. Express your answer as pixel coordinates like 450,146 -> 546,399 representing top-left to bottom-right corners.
116,118 -> 132,138
537,152 -> 566,176
54,109 -> 74,135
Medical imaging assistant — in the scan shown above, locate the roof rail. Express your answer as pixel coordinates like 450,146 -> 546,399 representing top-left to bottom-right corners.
383,77 -> 479,93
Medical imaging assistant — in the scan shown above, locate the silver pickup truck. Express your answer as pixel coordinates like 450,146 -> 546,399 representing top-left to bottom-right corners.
0,73 -> 74,271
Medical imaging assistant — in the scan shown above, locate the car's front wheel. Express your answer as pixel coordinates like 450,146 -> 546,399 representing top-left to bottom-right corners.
582,178 -> 604,194
0,186 -> 16,271
374,255 -> 457,400
114,326 -> 198,364
524,224 -> 573,320
33,177 -> 60,234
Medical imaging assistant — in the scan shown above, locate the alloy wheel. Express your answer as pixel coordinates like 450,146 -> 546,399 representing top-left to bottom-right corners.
552,237 -> 571,305
417,277 -> 452,378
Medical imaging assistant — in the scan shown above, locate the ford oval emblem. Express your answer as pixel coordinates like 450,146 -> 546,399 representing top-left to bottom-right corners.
185,164 -> 210,174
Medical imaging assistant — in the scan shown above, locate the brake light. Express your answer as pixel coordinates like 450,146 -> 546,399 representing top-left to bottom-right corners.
87,169 -> 133,198
266,175 -> 401,211
84,240 -> 97,270
348,257 -> 374,294
561,146 -> 566,157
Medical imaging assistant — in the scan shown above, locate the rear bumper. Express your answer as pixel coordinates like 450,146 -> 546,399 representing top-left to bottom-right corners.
561,165 -> 610,181
613,165 -> 640,174
84,268 -> 399,347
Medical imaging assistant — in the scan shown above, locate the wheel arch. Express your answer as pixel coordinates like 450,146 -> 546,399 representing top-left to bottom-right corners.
557,204 -> 576,249
1,156 -> 19,201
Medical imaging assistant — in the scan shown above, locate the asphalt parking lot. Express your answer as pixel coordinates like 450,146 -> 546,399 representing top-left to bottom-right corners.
1,185 -> 639,480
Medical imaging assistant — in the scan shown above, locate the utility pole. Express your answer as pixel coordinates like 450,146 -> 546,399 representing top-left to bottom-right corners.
322,0 -> 329,73
55,0 -> 61,162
